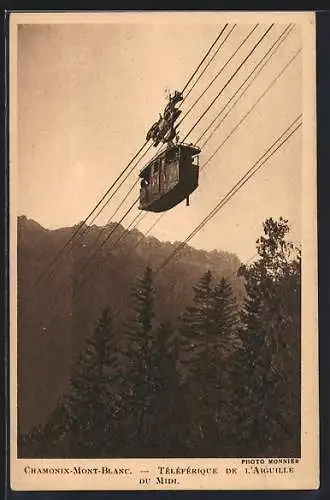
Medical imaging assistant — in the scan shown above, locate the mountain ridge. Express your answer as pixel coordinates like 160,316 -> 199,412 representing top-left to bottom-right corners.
17,215 -> 244,433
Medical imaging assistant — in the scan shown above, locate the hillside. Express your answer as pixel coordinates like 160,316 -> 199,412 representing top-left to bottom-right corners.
17,215 -> 244,433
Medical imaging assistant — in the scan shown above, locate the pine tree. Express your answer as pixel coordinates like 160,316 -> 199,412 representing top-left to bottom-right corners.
178,270 -> 213,377
178,271 -> 240,456
65,307 -> 122,457
147,321 -> 183,456
211,278 -> 239,343
120,266 -> 158,456
230,217 -> 301,457
204,278 -> 240,454
24,307 -> 122,458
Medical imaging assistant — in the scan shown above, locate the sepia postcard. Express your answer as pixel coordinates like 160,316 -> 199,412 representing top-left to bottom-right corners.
9,10 -> 318,491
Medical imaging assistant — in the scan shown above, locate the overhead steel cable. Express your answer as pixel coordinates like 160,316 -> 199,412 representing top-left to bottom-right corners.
32,140 -> 149,288
71,28 -> 260,271
80,25 -> 248,250
128,210 -> 148,232
178,24 -> 258,126
196,23 -> 294,146
181,24 -> 234,102
42,211 -> 143,331
78,178 -> 140,256
114,32 -> 298,260
72,141 -> 168,271
44,196 -> 140,324
72,194 -> 139,286
53,24 -> 251,262
30,180 -> 143,294
85,113 -> 301,287
42,110 -> 301,331
78,145 -> 154,239
111,210 -> 148,248
40,172 -> 142,287
108,212 -> 148,251
182,23 -> 274,142
72,195 -> 139,276
187,117 -> 302,243
43,199 -> 142,330
35,125 -> 170,290
109,26 -> 270,245
33,25 -> 234,289
156,115 -> 302,275
133,213 -> 165,249
98,23 -> 287,258
37,24 -> 276,323
109,210 -> 146,248
70,142 -> 170,280
131,29 -> 298,245
181,24 -> 229,94
200,47 -> 301,172
43,111 -> 300,331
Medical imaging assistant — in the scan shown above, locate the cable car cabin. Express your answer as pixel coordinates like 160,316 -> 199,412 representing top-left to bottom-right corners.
138,143 -> 201,212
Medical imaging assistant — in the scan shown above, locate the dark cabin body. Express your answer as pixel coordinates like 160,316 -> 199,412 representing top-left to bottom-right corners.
138,143 -> 200,212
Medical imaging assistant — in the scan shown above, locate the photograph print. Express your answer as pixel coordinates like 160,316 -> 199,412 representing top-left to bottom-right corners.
9,11 -> 318,490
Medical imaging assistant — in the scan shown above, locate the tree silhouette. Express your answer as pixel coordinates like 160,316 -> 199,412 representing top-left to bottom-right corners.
64,307 -> 122,457
121,266 -> 160,456
178,270 -> 213,376
230,217 -> 301,457
178,271 -> 240,456
148,321 -> 182,456
21,307 -> 122,458
19,218 -> 301,459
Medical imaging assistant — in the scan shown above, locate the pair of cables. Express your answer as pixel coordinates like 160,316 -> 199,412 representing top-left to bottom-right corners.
38,23 -> 300,329
155,115 -> 302,275
134,24 -> 299,256
32,23 -> 236,290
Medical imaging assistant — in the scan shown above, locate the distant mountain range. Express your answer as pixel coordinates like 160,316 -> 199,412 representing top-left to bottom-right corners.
17,215 -> 244,433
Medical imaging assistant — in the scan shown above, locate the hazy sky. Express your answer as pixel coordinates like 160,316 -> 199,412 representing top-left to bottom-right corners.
16,14 -> 303,260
